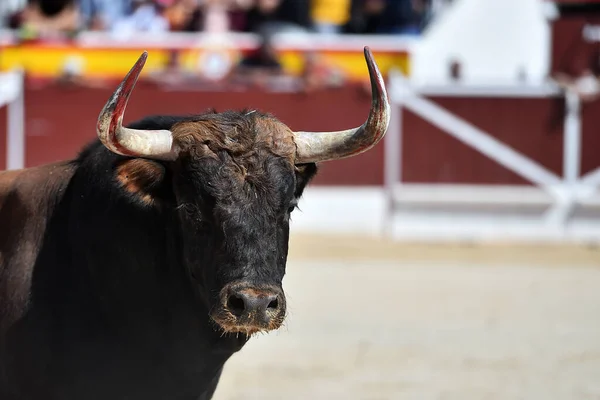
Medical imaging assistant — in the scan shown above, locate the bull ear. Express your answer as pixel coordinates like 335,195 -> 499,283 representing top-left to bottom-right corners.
294,163 -> 318,199
115,159 -> 166,206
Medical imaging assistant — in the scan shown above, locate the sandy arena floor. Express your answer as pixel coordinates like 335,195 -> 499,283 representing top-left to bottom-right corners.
212,234 -> 600,400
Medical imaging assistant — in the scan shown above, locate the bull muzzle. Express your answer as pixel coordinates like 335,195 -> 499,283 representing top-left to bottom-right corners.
211,283 -> 286,335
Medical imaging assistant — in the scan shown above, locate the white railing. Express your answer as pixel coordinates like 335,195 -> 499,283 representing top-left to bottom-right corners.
0,68 -> 25,170
0,29 -> 417,52
384,70 -> 600,243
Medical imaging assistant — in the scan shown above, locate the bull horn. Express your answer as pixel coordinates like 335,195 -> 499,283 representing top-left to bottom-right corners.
96,51 -> 178,161
293,46 -> 390,163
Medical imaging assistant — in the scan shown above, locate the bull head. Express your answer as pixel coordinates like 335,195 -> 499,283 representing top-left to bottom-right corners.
95,48 -> 390,337
97,47 -> 390,164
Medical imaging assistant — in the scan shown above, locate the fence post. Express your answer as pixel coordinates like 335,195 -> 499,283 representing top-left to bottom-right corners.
564,89 -> 582,187
383,70 -> 404,237
545,89 -> 581,230
6,69 -> 25,171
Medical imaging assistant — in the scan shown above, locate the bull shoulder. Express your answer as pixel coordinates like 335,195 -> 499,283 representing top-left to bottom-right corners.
0,162 -> 76,330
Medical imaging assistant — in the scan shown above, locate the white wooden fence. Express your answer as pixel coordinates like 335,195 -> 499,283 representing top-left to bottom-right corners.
384,70 -> 600,243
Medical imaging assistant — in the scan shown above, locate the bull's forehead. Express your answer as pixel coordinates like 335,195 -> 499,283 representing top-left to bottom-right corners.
170,113 -> 298,206
171,112 -> 298,165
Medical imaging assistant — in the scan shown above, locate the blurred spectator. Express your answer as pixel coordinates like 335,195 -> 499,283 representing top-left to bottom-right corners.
79,0 -> 131,31
231,29 -> 286,89
2,0 -> 24,29
245,0 -> 311,34
377,0 -> 428,35
161,0 -> 257,33
17,0 -> 80,38
111,0 -> 168,36
227,0 -> 254,31
344,0 -> 430,35
201,0 -> 232,33
4,0 -> 433,35
310,0 -> 351,34
161,0 -> 201,31
237,30 -> 282,73
343,0 -> 385,34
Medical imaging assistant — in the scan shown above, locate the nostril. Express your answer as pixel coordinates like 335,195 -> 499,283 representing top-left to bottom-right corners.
227,294 -> 246,316
225,288 -> 283,319
267,297 -> 279,310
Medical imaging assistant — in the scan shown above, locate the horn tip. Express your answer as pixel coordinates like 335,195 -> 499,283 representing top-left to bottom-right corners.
128,51 -> 148,78
133,51 -> 149,69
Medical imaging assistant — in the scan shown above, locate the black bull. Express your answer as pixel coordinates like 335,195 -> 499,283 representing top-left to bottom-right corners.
0,47 -> 390,400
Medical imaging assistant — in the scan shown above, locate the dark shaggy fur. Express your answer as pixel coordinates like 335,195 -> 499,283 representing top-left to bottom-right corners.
0,110 -> 317,400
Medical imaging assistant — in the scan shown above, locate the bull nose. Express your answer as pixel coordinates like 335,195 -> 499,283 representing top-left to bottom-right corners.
226,288 -> 281,321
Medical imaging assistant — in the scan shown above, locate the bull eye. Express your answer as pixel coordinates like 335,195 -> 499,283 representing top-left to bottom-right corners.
287,199 -> 299,214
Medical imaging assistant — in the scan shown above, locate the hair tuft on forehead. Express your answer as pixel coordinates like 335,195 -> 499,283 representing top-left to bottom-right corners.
170,110 -> 297,165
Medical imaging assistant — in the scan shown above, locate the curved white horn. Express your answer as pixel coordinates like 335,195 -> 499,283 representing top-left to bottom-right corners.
96,51 -> 178,161
293,46 -> 391,163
